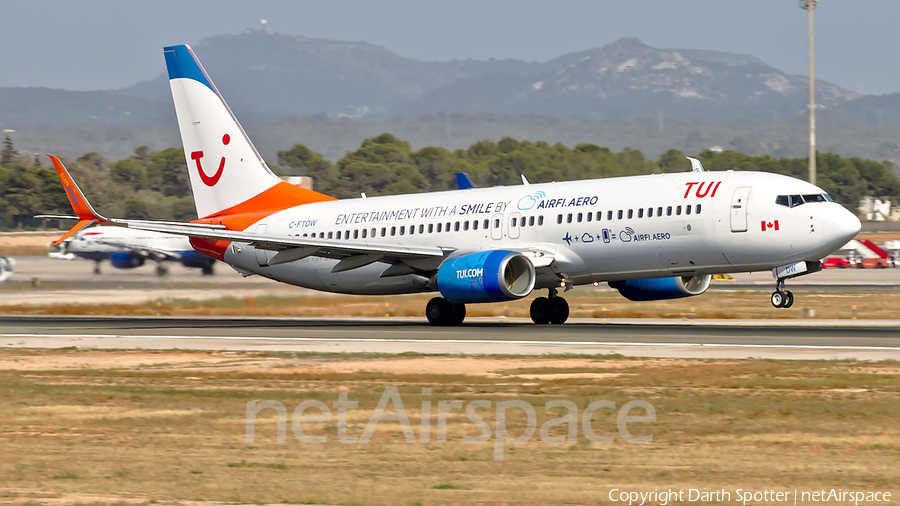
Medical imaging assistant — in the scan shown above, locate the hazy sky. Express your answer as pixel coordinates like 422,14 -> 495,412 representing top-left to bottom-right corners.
1,0 -> 897,95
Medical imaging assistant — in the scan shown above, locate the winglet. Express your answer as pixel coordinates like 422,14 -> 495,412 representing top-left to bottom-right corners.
49,155 -> 107,221
50,219 -> 94,247
686,157 -> 705,173
455,172 -> 476,190
48,155 -> 108,246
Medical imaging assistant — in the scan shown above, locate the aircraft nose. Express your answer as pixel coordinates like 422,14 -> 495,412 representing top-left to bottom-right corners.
829,205 -> 861,247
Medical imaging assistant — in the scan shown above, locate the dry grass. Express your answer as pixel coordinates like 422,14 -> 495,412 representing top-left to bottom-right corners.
1,290 -> 899,320
0,349 -> 898,505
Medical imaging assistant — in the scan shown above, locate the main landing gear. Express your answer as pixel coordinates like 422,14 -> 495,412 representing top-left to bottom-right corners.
530,287 -> 570,325
426,297 -> 466,326
770,278 -> 794,309
155,263 -> 169,277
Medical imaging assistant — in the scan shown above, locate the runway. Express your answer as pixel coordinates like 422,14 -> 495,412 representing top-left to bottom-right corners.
2,315 -> 899,360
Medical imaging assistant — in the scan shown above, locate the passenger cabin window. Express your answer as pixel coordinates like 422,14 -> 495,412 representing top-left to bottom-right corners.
696,204 -> 702,214
686,205 -> 692,215
567,213 -> 573,223
628,209 -> 633,219
354,230 -> 359,239
336,231 -> 342,239
483,219 -> 489,229
428,224 -> 434,233
577,213 -> 583,223
472,220 -> 478,230
464,221 -> 470,231
557,214 -> 563,224
648,207 -> 653,218
607,211 -> 613,220
494,219 -> 500,228
617,210 -> 623,220
361,229 -> 367,239
437,223 -> 442,233
676,205 -> 682,216
328,232 -> 333,239
381,227 -> 386,237
391,226 -> 396,236
454,221 -> 460,232
638,208 -> 644,218
529,216 -> 535,226
538,216 -> 544,226
667,206 -> 673,216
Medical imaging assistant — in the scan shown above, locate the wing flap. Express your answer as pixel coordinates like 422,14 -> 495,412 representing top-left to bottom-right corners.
126,222 -> 446,260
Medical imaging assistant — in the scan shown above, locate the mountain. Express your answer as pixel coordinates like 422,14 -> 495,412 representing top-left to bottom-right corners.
392,37 -> 864,120
5,30 -> 900,165
113,30 -> 543,118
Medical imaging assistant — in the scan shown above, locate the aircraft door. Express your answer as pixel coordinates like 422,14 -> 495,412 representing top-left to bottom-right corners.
254,223 -> 274,266
491,213 -> 503,240
730,187 -> 752,233
508,212 -> 521,239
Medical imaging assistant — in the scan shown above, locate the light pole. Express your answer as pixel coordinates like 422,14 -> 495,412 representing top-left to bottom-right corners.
800,0 -> 817,185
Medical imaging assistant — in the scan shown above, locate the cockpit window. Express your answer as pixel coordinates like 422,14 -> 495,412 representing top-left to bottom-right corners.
802,194 -> 826,203
776,193 -> 833,208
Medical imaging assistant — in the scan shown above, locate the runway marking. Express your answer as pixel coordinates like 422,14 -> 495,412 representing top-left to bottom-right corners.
3,334 -> 900,351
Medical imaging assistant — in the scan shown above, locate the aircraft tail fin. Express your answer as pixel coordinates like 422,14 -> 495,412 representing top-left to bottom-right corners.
164,44 -> 335,220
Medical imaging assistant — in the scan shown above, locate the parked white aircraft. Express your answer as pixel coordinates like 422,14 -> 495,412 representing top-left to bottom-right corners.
50,44 -> 860,325
52,225 -> 216,276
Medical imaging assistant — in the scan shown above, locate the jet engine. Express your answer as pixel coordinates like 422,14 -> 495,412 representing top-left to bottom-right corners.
609,274 -> 712,301
109,252 -> 146,269
435,250 -> 535,303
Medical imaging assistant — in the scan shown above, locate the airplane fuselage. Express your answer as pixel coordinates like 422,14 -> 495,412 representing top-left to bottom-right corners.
218,170 -> 859,295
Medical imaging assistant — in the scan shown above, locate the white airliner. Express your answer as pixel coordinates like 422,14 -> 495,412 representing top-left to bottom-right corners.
50,225 -> 216,276
49,44 -> 860,325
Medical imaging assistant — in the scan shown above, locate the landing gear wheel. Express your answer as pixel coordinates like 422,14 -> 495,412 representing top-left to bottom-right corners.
530,297 -> 554,324
93,262 -> 101,275
426,297 -> 464,326
449,302 -> 466,326
550,297 -> 569,325
771,291 -> 785,308
201,264 -> 215,276
782,291 -> 794,309
155,264 -> 169,277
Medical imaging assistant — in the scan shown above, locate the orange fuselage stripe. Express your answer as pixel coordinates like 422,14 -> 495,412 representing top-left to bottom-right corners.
189,181 -> 337,260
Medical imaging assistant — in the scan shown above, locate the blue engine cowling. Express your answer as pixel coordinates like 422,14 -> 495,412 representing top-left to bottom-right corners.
436,250 -> 536,303
178,251 -> 213,269
109,252 -> 145,269
609,274 -> 712,301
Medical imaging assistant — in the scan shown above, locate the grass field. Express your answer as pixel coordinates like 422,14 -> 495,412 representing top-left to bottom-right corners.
1,349 -> 898,505
2,290 -> 899,320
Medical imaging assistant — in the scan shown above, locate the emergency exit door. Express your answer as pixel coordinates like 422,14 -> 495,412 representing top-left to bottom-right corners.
730,187 -> 751,232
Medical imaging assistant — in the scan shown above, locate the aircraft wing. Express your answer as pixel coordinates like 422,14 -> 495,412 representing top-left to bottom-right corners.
46,155 -> 447,266
125,222 -> 447,264
95,239 -> 185,261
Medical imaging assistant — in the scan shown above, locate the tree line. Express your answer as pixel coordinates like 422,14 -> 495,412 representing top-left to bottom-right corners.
0,133 -> 898,229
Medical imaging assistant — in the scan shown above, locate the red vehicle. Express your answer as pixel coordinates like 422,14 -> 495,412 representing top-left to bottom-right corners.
822,257 -> 851,269
859,257 -> 890,269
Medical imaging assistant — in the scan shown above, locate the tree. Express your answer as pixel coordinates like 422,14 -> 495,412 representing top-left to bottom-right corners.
0,134 -> 18,166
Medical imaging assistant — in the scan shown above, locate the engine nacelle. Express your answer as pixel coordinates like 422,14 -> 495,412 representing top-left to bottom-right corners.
109,252 -> 145,269
609,274 -> 711,301
436,250 -> 536,303
179,251 -> 212,269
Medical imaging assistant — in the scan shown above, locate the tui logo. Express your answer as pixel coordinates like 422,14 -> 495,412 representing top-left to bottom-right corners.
191,134 -> 230,186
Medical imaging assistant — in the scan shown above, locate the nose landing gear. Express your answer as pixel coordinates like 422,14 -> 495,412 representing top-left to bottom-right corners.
530,287 -> 570,324
770,278 -> 794,308
770,260 -> 821,309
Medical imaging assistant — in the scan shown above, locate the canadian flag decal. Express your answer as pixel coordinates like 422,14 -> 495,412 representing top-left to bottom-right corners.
761,220 -> 780,231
